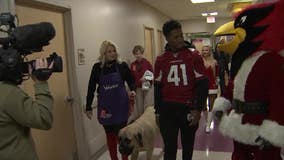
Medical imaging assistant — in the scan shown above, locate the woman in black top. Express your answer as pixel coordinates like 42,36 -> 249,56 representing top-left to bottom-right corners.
85,40 -> 135,160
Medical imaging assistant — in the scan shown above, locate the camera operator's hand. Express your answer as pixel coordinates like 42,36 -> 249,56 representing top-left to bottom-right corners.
29,58 -> 54,82
214,111 -> 224,122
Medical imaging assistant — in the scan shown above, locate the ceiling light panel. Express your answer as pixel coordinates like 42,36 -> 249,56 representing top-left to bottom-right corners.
201,12 -> 218,16
201,13 -> 208,16
210,12 -> 218,16
191,0 -> 215,3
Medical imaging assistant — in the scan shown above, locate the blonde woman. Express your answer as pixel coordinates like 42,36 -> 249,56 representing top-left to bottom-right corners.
85,40 -> 136,160
201,45 -> 219,133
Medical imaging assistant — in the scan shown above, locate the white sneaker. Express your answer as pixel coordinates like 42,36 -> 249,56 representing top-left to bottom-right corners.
205,126 -> 210,133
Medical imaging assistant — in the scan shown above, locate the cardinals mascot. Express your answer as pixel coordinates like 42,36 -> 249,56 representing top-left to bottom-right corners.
213,0 -> 284,159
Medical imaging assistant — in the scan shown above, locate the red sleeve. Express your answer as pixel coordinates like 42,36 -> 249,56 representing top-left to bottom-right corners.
154,56 -> 162,83
147,60 -> 153,73
192,51 -> 207,80
130,62 -> 134,73
146,60 -> 154,84
130,62 -> 136,79
154,56 -> 163,113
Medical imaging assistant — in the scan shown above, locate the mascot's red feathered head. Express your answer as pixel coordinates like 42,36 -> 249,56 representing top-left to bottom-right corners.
214,0 -> 284,78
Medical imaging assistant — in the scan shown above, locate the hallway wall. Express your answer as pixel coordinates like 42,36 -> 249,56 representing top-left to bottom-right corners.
32,0 -> 168,104
69,0 -> 168,99
181,17 -> 233,34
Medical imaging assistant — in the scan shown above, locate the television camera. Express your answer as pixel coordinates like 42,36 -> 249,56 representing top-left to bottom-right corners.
0,12 -> 62,84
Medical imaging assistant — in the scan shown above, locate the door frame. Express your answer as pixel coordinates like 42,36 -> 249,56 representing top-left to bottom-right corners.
143,25 -> 155,64
157,29 -> 165,55
7,0 -> 90,159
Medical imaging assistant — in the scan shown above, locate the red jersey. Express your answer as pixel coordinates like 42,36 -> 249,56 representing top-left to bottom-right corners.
154,48 -> 207,105
130,58 -> 153,88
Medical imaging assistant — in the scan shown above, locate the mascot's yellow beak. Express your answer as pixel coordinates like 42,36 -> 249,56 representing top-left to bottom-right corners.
214,21 -> 246,55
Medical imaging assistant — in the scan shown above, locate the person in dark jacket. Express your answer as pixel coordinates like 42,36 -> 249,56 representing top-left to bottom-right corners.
213,45 -> 230,95
85,40 -> 136,160
154,20 -> 209,160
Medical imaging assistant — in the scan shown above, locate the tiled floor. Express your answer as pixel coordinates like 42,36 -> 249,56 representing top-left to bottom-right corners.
97,114 -> 233,160
98,148 -> 232,160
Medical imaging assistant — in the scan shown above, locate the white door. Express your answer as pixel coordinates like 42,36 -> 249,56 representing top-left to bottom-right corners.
144,26 -> 155,64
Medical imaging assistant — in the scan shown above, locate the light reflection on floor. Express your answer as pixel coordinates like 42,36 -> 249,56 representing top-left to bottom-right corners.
97,113 -> 233,160
97,148 -> 231,160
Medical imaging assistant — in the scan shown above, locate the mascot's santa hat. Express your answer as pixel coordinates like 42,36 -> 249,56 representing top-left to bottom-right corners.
213,0 -> 284,148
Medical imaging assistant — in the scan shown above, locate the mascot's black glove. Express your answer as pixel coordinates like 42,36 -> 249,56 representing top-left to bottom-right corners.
32,68 -> 53,81
214,111 -> 224,121
255,136 -> 272,149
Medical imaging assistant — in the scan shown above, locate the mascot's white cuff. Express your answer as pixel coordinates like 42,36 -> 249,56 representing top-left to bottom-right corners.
212,97 -> 231,113
259,120 -> 284,147
219,110 -> 259,145
209,89 -> 218,94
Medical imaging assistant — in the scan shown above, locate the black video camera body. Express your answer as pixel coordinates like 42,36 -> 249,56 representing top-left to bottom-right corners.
0,12 -> 63,84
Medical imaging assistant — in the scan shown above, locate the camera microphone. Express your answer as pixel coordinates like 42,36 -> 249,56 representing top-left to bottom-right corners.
10,22 -> 56,52
0,13 -> 62,84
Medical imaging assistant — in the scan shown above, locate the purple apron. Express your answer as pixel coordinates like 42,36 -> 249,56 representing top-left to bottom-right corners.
97,65 -> 129,125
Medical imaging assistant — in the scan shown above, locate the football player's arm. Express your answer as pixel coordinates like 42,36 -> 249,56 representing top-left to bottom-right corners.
154,58 -> 162,114
194,78 -> 209,111
193,53 -> 209,111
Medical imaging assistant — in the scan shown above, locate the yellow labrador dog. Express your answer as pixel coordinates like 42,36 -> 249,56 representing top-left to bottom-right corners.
118,106 -> 159,160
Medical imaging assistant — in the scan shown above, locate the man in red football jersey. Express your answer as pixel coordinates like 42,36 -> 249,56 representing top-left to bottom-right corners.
154,20 -> 209,160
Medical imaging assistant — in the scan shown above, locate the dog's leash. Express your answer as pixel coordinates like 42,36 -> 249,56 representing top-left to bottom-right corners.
128,93 -> 135,116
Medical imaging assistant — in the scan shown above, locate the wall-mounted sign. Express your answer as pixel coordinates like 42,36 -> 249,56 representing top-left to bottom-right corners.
207,16 -> 215,23
78,48 -> 86,65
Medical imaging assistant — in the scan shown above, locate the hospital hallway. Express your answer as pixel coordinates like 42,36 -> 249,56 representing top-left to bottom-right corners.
98,114 -> 233,160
